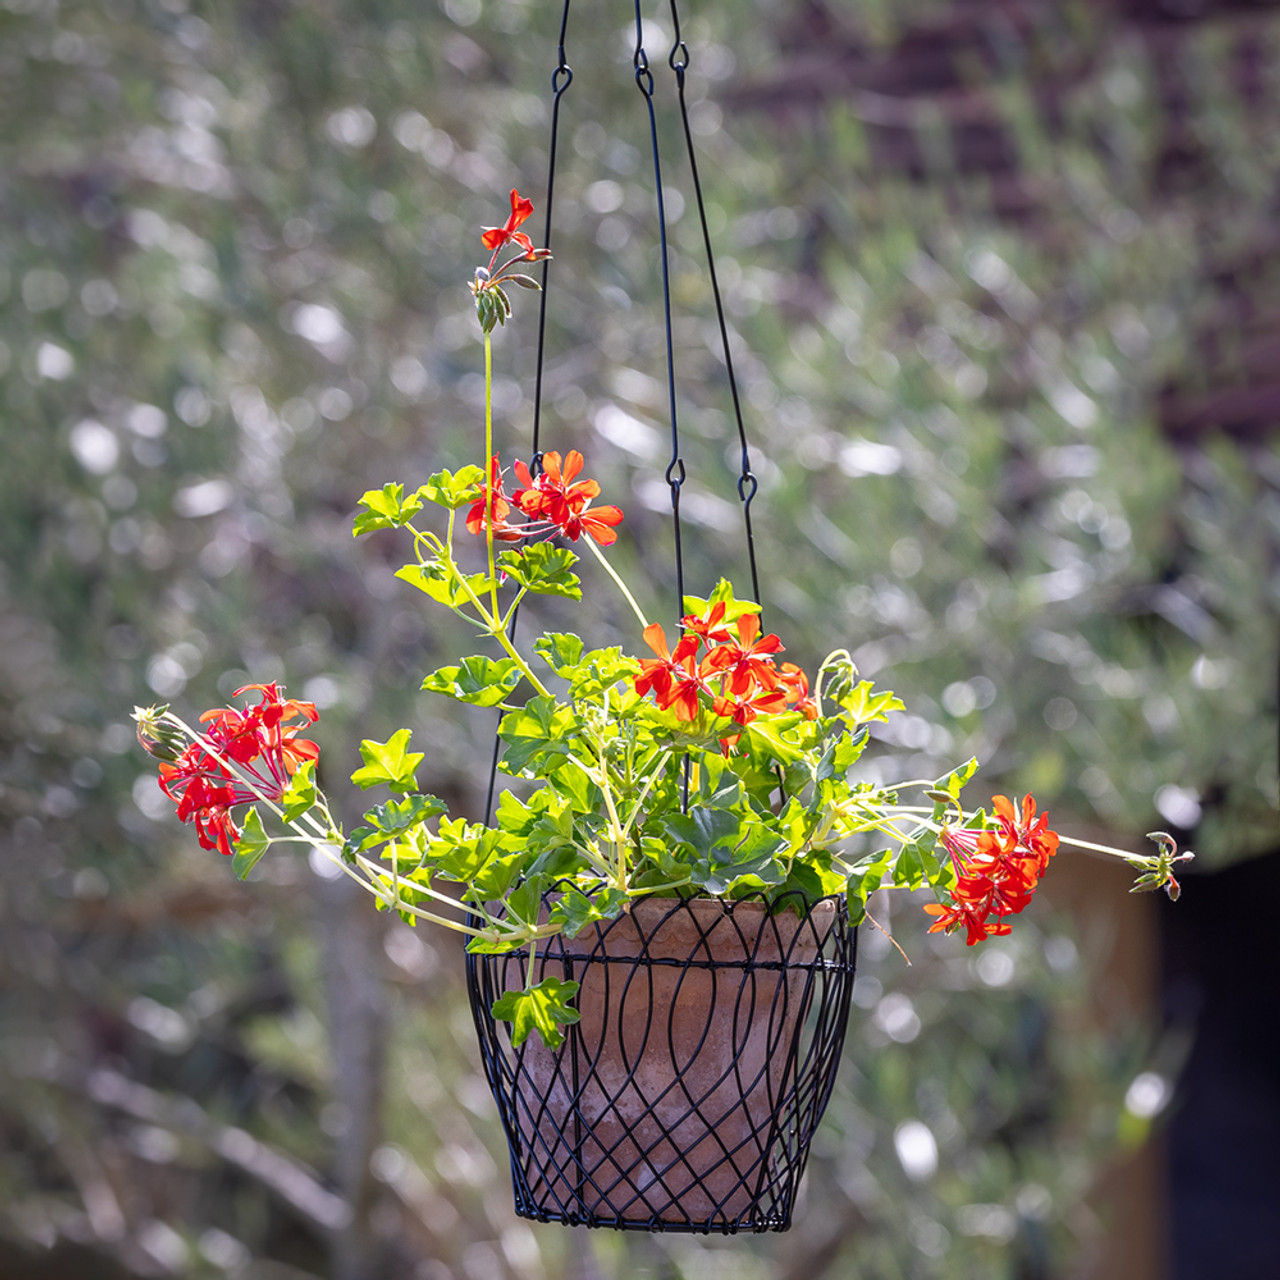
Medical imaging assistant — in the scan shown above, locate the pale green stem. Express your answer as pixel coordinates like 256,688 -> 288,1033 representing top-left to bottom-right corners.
489,618 -> 552,698
626,878 -> 693,898
483,329 -> 499,622
351,852 -> 502,925
584,535 -> 649,630
620,751 -> 671,842
1057,833 -> 1156,864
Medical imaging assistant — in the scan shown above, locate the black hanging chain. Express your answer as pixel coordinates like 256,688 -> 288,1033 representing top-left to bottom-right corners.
664,0 -> 761,606
484,0 -> 574,824
530,0 -> 574,476
633,0 -> 687,627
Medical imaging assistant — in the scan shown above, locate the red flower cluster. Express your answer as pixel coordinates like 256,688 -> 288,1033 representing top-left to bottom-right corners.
923,794 -> 1060,944
634,602 -> 816,737
156,684 -> 319,857
465,450 -> 624,547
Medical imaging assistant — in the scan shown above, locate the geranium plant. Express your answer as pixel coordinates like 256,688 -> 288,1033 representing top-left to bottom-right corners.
135,190 -> 1189,1050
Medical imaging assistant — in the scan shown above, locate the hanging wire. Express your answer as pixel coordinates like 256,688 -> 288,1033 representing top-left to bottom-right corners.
633,0 -> 687,626
530,0 -> 574,470
483,0 -> 574,824
664,0 -> 761,605
469,5 -> 856,1239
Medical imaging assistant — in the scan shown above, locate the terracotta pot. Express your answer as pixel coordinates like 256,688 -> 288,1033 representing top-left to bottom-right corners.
469,894 -> 856,1231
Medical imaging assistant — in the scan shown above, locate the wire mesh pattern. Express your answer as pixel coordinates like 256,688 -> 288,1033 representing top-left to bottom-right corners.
468,893 -> 857,1232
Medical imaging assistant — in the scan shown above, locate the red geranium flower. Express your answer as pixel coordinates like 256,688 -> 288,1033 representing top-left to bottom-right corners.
712,684 -> 789,727
635,623 -> 706,722
511,450 -> 624,546
779,663 -> 819,720
703,613 -> 785,697
465,456 -> 527,542
481,188 -> 536,259
925,795 -> 1060,943
158,685 -> 320,856
923,898 -> 1013,947
991,793 -> 1060,874
681,601 -> 735,646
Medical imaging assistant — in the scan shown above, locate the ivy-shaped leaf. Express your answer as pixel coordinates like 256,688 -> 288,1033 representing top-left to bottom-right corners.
505,873 -> 550,928
935,757 -> 980,801
498,697 -> 577,775
533,631 -> 585,676
498,544 -> 581,600
845,848 -> 894,922
422,656 -> 524,707
489,976 -> 581,1049
281,761 -> 316,822
352,483 -> 423,536
662,807 -> 741,857
565,647 -> 636,701
548,887 -> 628,939
366,793 -> 446,836
418,465 -> 485,510
839,680 -> 906,727
231,808 -> 270,880
394,562 -> 493,609
350,729 -> 423,795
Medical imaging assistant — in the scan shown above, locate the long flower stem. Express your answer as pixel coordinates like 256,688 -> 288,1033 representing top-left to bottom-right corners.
1057,833 -> 1155,864
483,329 -> 499,622
584,536 -> 649,630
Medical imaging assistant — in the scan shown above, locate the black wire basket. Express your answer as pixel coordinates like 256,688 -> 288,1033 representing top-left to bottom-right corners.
467,891 -> 857,1233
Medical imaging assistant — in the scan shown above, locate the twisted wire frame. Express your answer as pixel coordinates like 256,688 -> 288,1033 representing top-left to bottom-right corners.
468,892 -> 858,1232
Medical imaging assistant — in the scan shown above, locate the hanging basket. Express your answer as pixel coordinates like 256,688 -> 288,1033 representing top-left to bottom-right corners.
467,891 -> 857,1232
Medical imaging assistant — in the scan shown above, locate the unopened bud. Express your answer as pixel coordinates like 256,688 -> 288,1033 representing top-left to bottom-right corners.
133,705 -> 185,762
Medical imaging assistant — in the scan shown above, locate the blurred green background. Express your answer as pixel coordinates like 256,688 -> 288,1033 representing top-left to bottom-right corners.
1,0 -> 1276,1277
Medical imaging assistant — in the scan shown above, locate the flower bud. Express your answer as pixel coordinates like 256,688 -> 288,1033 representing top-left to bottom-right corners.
132,705 -> 185,762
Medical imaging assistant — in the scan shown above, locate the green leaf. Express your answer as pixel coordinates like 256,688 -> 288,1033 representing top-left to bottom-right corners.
366,793 -> 446,836
892,839 -> 927,890
662,807 -> 741,856
937,757 -> 980,800
727,823 -> 788,886
465,851 -> 525,902
341,827 -> 374,863
506,873 -> 550,927
546,760 -> 596,813
742,717 -> 807,767
498,544 -> 581,600
428,819 -> 506,884
548,887 -> 627,938
681,578 -> 761,624
783,851 -> 846,899
498,696 -> 577,775
418,465 -> 485,510
490,976 -> 581,1049
422,655 -> 524,707
281,761 -> 316,822
394,562 -> 493,609
839,680 -> 906,727
352,483 -> 423,536
350,729 -> 423,795
564,646 -> 636,701
231,808 -> 270,880
845,848 -> 894,922
533,631 -> 585,676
